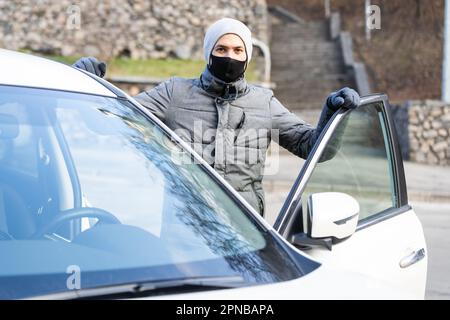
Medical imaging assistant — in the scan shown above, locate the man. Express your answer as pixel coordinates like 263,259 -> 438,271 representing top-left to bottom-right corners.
73,18 -> 360,216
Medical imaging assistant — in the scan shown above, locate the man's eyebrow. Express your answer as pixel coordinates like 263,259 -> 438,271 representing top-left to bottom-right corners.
215,44 -> 244,49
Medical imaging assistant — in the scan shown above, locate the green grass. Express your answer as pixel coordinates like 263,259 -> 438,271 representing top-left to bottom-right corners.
23,51 -> 259,82
109,57 -> 206,79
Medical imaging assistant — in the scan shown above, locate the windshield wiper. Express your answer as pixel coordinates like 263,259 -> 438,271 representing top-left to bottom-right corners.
27,275 -> 248,300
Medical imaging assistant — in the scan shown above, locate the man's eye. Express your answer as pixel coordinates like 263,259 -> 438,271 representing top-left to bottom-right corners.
216,48 -> 224,52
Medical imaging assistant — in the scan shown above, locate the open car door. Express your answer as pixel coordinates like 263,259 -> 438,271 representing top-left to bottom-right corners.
275,94 -> 428,298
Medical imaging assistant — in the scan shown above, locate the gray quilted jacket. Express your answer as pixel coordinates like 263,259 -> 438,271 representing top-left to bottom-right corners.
134,67 -> 335,216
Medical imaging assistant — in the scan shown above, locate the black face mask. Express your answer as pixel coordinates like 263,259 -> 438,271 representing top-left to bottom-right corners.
208,55 -> 247,83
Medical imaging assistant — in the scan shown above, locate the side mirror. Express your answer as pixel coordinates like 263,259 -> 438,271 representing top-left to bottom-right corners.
307,192 -> 360,240
290,192 -> 359,251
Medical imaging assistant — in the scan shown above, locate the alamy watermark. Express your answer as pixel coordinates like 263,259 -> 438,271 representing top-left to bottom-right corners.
365,3 -> 381,41
66,265 -> 81,290
66,4 -> 81,30
366,4 -> 381,30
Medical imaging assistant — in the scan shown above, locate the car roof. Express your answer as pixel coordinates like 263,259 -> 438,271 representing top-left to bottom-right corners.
0,49 -> 116,97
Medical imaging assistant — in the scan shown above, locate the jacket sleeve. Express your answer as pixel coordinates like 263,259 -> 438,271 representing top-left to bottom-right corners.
133,78 -> 174,123
270,96 -> 336,159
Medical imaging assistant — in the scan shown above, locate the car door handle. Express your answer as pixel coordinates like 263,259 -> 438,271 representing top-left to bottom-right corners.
399,248 -> 426,268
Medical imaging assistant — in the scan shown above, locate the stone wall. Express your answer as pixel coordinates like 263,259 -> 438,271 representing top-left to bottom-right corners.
0,0 -> 268,59
408,100 -> 450,166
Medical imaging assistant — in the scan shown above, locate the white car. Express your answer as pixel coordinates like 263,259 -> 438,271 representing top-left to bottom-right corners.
0,49 -> 427,299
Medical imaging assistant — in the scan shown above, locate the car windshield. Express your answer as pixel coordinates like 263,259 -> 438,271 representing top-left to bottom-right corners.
0,85 -> 312,299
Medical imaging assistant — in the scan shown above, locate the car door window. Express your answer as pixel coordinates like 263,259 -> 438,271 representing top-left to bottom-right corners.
301,102 -> 398,222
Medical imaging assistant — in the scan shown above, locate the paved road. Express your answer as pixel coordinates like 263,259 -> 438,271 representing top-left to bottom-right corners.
412,201 -> 450,299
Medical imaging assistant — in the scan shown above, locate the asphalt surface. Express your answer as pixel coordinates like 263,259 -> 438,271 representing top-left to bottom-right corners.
412,201 -> 450,299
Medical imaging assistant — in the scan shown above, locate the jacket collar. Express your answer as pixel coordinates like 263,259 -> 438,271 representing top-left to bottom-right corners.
199,66 -> 249,100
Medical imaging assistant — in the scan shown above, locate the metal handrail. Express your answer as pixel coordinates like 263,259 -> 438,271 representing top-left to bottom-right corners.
252,38 -> 275,89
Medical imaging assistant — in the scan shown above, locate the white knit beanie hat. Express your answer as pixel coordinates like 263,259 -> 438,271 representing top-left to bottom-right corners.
203,18 -> 253,63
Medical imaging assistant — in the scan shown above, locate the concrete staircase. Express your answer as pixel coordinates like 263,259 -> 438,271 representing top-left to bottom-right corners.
269,7 -> 355,122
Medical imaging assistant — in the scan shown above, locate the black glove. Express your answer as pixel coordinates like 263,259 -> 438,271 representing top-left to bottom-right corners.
326,87 -> 360,111
73,56 -> 106,78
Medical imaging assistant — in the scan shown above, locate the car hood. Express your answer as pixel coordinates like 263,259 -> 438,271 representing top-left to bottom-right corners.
138,264 -> 416,300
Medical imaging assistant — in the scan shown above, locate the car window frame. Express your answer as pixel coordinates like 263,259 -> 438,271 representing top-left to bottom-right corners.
356,96 -> 410,231
274,94 -> 410,238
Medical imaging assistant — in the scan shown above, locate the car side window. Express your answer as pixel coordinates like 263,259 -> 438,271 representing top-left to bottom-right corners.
301,102 -> 398,222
